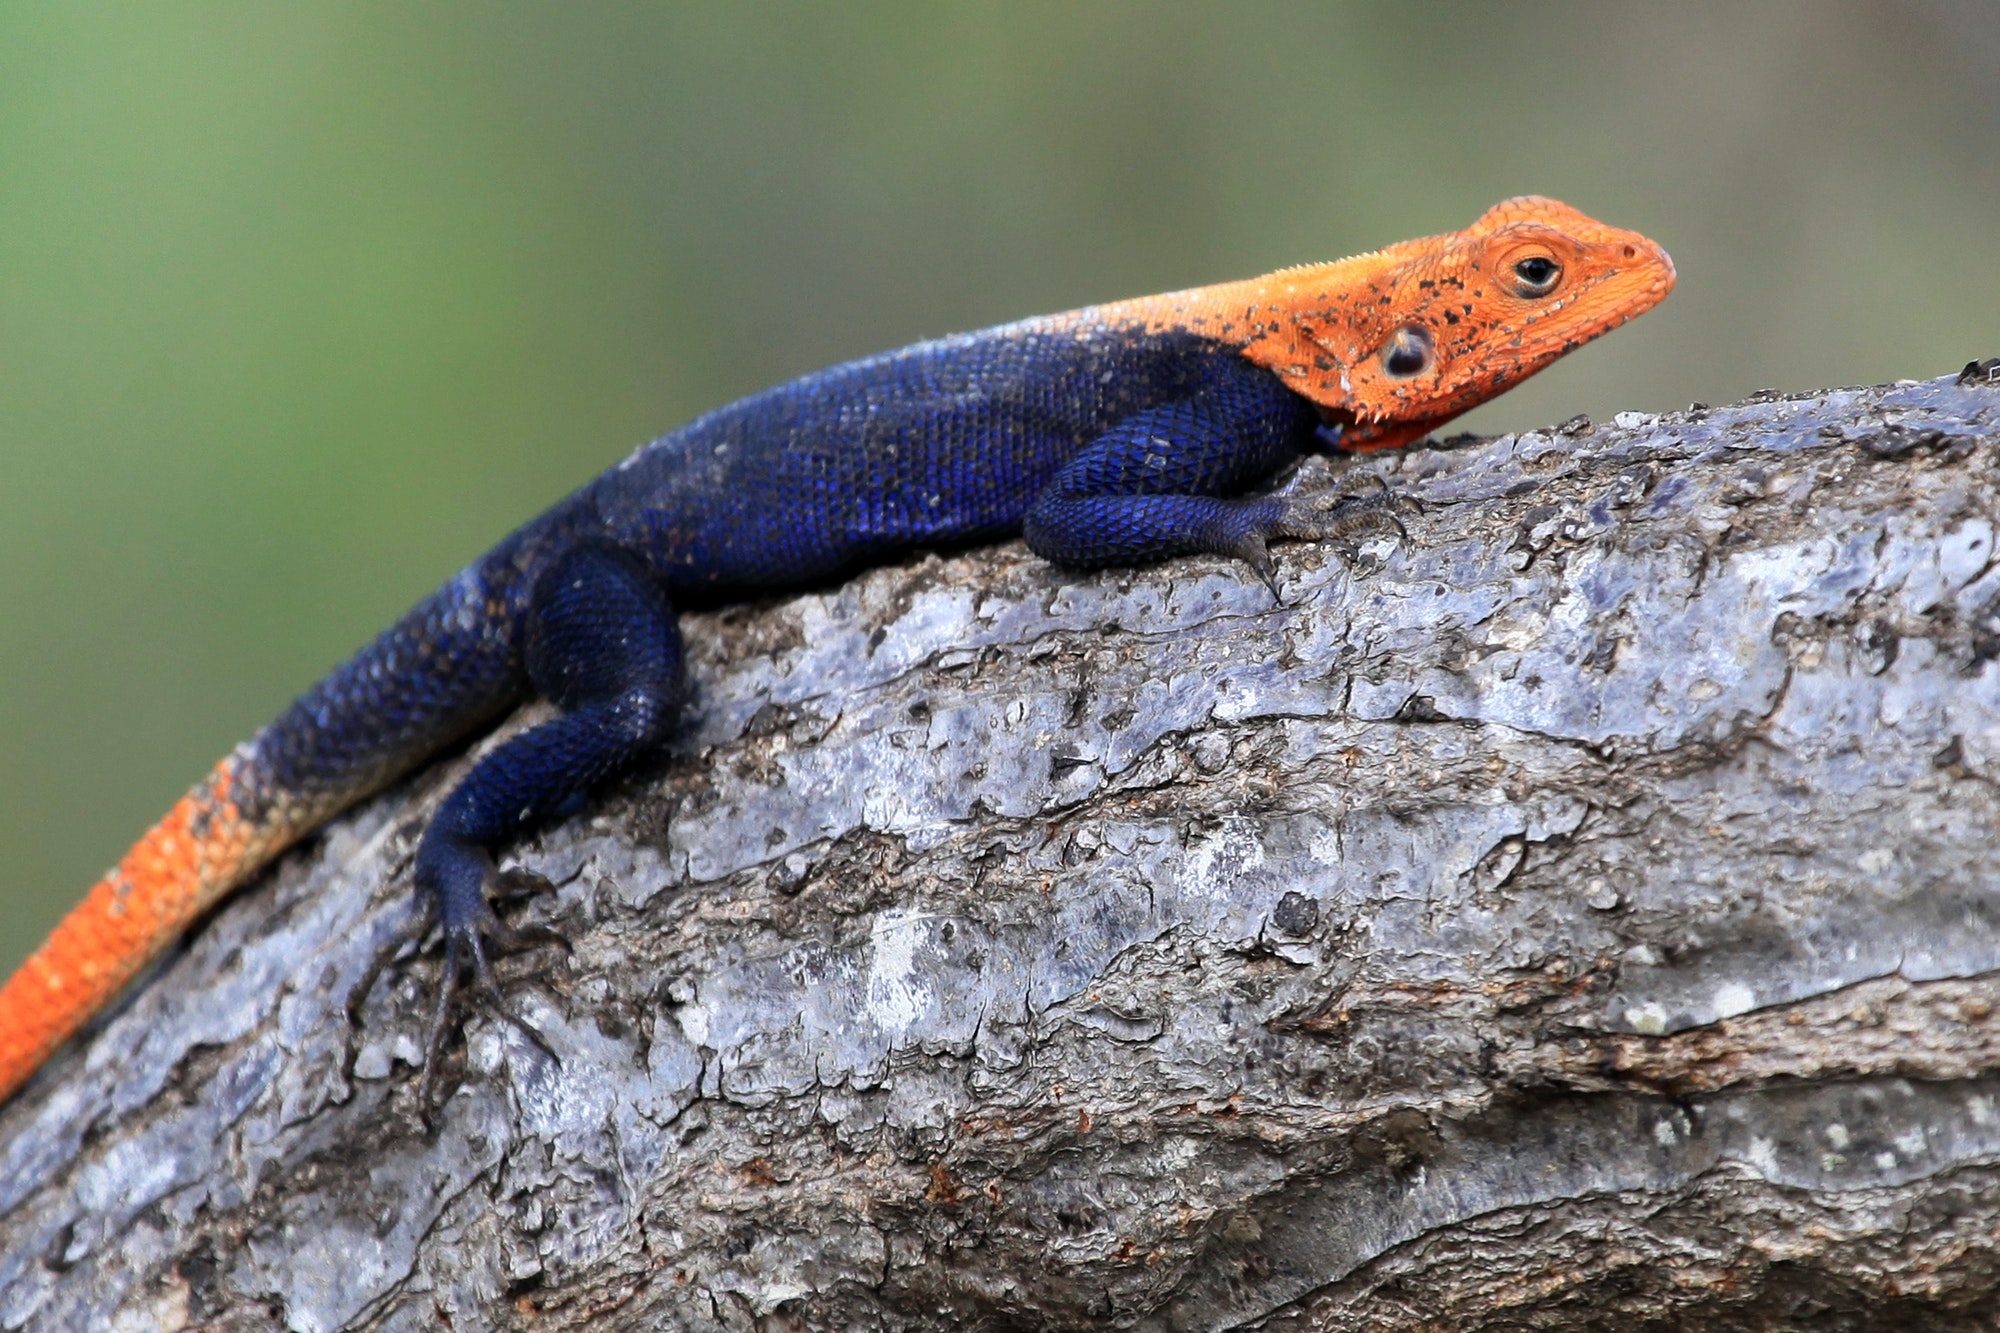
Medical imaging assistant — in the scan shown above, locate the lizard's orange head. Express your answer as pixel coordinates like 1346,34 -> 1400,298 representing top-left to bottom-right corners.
1231,197 -> 1676,451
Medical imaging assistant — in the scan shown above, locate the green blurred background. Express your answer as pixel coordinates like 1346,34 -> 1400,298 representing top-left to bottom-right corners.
2,2 -> 1995,972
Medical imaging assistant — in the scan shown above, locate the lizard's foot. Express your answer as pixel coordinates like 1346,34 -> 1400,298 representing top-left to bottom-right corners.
344,862 -> 569,1118
415,903 -> 565,1114
1228,481 -> 1417,599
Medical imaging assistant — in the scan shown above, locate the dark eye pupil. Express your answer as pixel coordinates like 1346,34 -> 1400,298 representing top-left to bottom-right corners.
1381,324 -> 1433,377
1515,256 -> 1558,288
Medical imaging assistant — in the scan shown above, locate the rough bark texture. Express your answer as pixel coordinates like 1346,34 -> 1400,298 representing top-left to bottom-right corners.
5,373 -> 2000,1332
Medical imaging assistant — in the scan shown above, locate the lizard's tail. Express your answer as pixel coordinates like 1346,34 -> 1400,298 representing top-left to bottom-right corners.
0,754 -> 298,1106
0,555 -> 530,1108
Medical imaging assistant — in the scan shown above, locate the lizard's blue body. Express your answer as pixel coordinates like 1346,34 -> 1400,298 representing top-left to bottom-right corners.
254,321 -> 1322,975
0,198 -> 1678,1106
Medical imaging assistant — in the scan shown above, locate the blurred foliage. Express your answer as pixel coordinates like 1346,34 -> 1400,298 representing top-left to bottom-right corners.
1,2 -> 1994,971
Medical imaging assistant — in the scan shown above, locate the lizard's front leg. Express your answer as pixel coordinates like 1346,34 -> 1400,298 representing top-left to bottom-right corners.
1023,354 -> 1401,590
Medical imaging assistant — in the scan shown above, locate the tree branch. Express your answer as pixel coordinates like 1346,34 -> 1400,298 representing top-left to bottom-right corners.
5,373 -> 2000,1331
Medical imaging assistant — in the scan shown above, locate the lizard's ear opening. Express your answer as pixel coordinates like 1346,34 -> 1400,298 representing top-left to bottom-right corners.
1379,324 -> 1435,379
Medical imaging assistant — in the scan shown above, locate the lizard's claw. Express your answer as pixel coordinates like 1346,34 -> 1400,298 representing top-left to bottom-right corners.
1225,532 -> 1284,601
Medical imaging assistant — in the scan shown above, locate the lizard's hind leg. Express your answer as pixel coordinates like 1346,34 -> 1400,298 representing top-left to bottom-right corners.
408,543 -> 685,1105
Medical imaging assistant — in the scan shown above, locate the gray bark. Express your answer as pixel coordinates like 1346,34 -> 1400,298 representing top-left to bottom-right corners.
4,372 -> 2000,1332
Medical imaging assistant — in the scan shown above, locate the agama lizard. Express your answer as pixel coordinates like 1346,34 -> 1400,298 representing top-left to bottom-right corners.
0,196 -> 1674,1107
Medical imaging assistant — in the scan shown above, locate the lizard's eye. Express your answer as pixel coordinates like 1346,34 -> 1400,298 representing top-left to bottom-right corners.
1510,255 -> 1562,297
1379,324 -> 1434,379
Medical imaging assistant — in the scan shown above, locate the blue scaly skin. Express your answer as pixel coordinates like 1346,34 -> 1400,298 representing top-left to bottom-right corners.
0,198 -> 1675,1106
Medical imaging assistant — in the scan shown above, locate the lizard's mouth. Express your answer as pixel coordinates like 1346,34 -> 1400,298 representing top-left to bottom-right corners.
1317,405 -> 1457,454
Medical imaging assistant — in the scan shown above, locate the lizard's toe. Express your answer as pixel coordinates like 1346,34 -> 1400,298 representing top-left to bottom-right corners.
412,905 -> 566,1113
1272,487 -> 1410,545
487,916 -> 573,958
492,866 -> 559,905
